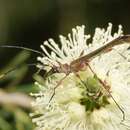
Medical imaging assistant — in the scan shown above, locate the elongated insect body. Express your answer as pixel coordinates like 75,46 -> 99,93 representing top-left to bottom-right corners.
70,35 -> 130,65
1,35 -> 130,83
1,35 -> 130,82
1,33 -> 130,128
44,35 -> 130,126
47,35 -> 130,78
1,35 -> 130,77
31,25 -> 130,130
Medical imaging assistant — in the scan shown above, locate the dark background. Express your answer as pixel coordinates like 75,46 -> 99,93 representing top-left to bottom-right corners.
0,1 -> 130,129
0,0 -> 130,84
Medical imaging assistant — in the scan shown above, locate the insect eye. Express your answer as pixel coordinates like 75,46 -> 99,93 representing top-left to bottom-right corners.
53,69 -> 57,72
53,66 -> 58,73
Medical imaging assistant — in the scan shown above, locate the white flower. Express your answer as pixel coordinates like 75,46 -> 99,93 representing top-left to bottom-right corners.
31,23 -> 130,130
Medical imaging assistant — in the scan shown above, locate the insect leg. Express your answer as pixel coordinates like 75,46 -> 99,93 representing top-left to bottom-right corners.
74,73 -> 87,87
113,48 -> 128,60
75,73 -> 101,102
86,62 -> 125,123
48,74 -> 69,104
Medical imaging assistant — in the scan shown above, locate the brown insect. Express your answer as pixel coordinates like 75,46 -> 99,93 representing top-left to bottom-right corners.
46,35 -> 130,99
43,35 -> 130,125
0,35 -> 130,125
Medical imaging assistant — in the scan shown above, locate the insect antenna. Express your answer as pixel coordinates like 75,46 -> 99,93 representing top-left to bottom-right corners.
0,45 -> 44,55
0,63 -> 38,79
0,45 -> 47,80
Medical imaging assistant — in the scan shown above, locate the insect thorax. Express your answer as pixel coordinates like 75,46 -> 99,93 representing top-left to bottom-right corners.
70,60 -> 87,73
55,60 -> 87,75
54,63 -> 71,75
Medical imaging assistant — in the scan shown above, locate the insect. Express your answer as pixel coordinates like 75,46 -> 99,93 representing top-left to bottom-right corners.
42,35 -> 130,125
46,35 -> 130,100
0,35 -> 130,124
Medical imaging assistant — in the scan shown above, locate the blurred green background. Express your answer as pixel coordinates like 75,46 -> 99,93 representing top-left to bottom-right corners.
0,0 -> 130,130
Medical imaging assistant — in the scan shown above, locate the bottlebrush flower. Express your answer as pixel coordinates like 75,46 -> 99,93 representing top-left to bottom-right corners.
30,23 -> 130,130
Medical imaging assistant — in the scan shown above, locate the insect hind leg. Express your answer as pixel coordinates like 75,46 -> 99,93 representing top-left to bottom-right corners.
113,48 -> 128,60
86,62 -> 126,124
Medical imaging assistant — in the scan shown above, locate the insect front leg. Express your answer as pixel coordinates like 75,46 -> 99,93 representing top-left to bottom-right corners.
48,74 -> 69,104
